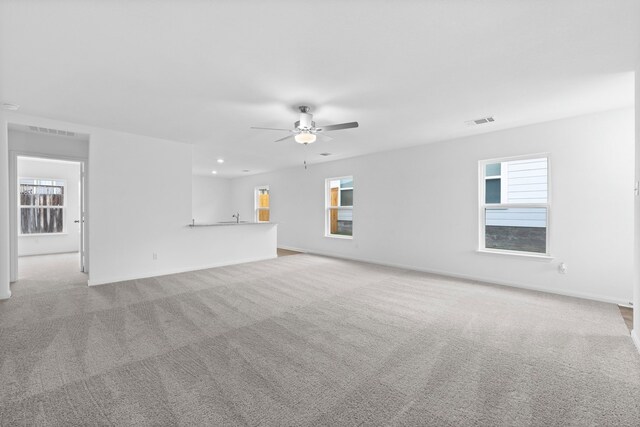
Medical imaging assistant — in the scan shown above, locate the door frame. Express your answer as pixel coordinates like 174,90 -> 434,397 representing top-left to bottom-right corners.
9,151 -> 89,283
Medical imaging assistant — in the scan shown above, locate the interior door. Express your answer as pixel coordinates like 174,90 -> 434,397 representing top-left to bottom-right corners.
79,161 -> 86,272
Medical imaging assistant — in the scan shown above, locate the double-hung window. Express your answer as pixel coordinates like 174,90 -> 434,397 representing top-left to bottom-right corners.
480,156 -> 549,255
255,185 -> 270,222
19,178 -> 66,234
326,176 -> 353,238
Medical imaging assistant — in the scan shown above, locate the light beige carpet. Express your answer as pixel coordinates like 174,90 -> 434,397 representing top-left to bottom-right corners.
15,252 -> 88,297
1,254 -> 639,426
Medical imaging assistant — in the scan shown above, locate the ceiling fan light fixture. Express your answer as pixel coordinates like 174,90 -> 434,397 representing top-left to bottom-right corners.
294,132 -> 316,144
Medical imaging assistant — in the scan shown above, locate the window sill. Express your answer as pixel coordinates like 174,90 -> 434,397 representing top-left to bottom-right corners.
19,233 -> 68,237
325,234 -> 353,240
476,249 -> 553,261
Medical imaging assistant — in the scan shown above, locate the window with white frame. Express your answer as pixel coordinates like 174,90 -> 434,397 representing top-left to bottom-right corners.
326,176 -> 353,238
19,178 -> 66,234
255,185 -> 270,222
480,156 -> 549,255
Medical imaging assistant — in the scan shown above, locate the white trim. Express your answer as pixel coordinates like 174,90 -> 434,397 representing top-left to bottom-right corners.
18,175 -> 68,236
283,247 -> 629,306
277,245 -> 306,253
254,184 -> 270,223
325,175 -> 354,238
9,149 -> 89,284
479,153 -> 551,257
18,250 -> 79,257
476,249 -> 554,260
19,232 -> 69,237
631,330 -> 640,354
324,234 -> 353,240
87,254 -> 277,286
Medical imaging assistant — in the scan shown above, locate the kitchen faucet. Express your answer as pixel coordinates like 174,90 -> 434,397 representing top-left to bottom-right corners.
232,212 -> 240,223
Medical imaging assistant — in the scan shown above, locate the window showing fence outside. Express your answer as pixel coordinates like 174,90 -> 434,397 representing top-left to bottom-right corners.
19,178 -> 66,234
326,176 -> 353,237
255,186 -> 270,222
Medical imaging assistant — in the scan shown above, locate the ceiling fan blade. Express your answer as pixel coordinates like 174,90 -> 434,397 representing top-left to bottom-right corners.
250,126 -> 292,132
316,122 -> 359,132
274,134 -> 295,142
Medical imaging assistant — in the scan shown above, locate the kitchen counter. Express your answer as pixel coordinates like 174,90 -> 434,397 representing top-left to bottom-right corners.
187,222 -> 275,227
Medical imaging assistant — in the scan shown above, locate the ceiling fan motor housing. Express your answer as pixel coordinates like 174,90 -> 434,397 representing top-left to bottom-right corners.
298,112 -> 314,130
294,120 -> 315,130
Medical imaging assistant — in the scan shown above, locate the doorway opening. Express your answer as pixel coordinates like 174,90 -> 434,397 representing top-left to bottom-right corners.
8,124 -> 90,296
14,157 -> 86,295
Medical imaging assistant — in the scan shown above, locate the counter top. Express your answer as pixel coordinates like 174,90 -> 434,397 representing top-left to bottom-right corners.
187,222 -> 275,227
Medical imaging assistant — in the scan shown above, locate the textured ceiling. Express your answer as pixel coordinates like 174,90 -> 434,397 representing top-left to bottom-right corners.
1,0 -> 638,177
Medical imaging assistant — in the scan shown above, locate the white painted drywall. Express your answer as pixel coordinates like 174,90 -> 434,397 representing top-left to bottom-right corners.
89,223 -> 277,285
633,66 -> 640,344
231,108 -> 635,305
0,113 -> 10,299
0,112 -> 278,289
87,125 -> 193,284
8,129 -> 89,158
192,175 -> 232,223
17,157 -> 81,256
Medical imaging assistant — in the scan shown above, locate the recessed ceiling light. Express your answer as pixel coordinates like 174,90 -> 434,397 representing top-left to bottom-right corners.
211,170 -> 217,174
217,158 -> 224,164
2,103 -> 19,111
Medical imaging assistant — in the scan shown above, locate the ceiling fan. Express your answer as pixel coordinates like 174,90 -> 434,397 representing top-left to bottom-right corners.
251,106 -> 359,144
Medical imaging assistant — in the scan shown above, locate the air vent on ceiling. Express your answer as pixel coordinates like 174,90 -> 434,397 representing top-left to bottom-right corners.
27,125 -> 76,137
319,152 -> 332,157
465,116 -> 495,126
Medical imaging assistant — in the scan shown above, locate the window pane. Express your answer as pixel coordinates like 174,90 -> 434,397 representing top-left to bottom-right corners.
20,208 -> 64,234
19,182 -> 64,206
340,189 -> 353,206
485,207 -> 547,253
340,178 -> 353,188
485,163 -> 501,176
258,209 -> 270,222
258,190 -> 269,208
329,208 -> 352,236
327,176 -> 353,238
485,179 -> 501,204
505,158 -> 547,204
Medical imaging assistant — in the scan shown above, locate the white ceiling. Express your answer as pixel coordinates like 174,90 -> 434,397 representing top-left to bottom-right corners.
1,0 -> 638,177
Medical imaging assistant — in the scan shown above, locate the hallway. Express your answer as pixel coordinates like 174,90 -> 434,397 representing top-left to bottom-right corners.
13,252 -> 87,297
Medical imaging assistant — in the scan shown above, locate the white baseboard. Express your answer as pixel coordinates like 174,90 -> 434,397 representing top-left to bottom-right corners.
277,245 -> 307,253
18,250 -> 79,258
286,247 -> 628,306
0,289 -> 11,300
87,255 -> 277,286
632,330 -> 640,354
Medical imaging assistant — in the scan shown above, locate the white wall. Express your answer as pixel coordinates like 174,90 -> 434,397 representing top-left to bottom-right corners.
0,114 -> 11,298
0,112 -> 278,291
8,129 -> 89,158
231,108 -> 635,305
633,66 -> 639,346
17,157 -> 81,256
192,175 -> 232,223
88,125 -> 192,284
